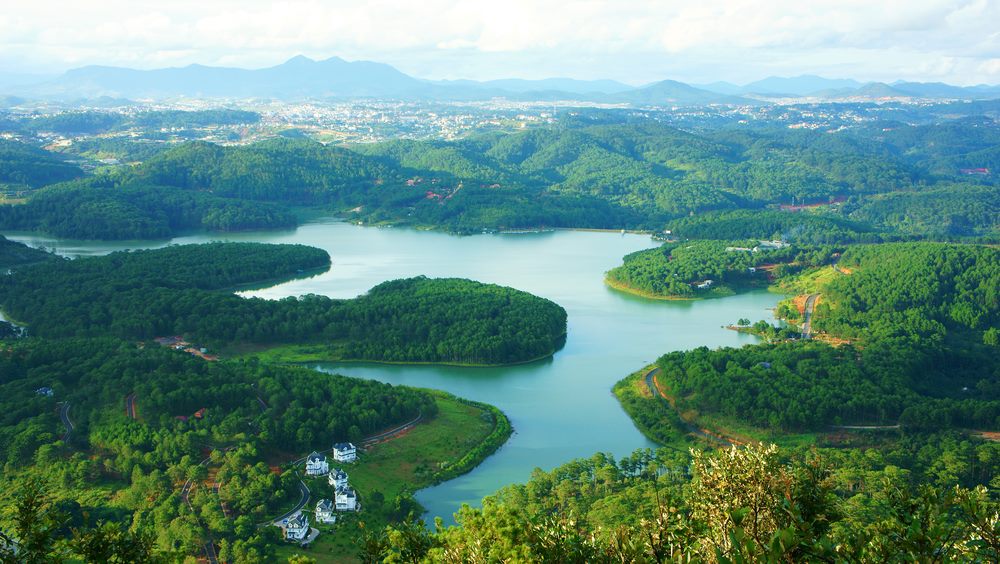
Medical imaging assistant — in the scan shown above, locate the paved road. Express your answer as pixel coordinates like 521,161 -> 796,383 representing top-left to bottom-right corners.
801,293 -> 820,339
269,480 -> 310,526
832,424 -> 900,430
180,453 -> 220,564
58,403 -> 73,442
361,413 -> 423,447
124,392 -> 137,419
644,366 -> 734,447
262,412 -> 424,527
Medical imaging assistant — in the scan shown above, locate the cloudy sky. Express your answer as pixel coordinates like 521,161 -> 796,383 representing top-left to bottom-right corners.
2,0 -> 998,85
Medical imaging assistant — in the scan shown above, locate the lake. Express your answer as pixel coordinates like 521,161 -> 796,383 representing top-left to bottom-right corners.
4,219 -> 780,523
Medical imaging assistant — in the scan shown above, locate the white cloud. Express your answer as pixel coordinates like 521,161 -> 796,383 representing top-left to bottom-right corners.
1,0 -> 998,85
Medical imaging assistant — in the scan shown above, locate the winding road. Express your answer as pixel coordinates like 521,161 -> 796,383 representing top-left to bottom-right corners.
180,453 -> 220,564
644,367 -> 734,447
58,402 -> 73,442
124,392 -> 137,419
801,293 -> 820,339
262,412 -> 424,527
361,413 -> 423,447
268,480 -> 311,526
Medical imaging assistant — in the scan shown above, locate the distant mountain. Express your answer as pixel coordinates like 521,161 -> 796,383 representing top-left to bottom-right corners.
612,80 -> 756,106
8,57 -> 757,105
691,81 -> 743,95
891,81 -> 1000,99
852,82 -> 914,98
437,77 -> 633,95
742,75 -> 861,96
695,75 -> 861,97
22,56 -> 438,100
6,56 -> 997,104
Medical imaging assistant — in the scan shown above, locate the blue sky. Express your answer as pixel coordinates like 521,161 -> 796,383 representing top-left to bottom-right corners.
2,0 -> 998,85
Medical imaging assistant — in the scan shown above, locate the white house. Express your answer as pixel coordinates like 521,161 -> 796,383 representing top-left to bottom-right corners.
328,468 -> 349,489
695,280 -> 714,289
332,442 -> 357,463
315,499 -> 336,524
282,512 -> 310,541
304,452 -> 329,476
335,486 -> 358,512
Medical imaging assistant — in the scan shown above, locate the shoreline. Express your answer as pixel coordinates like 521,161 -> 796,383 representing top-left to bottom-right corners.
243,340 -> 564,368
603,276 -> 699,301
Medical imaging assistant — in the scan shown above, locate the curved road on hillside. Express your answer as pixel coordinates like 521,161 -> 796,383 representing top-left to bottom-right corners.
644,367 -> 733,447
801,293 -> 821,339
59,403 -> 73,442
269,480 -> 311,526
124,392 -> 137,419
180,453 -> 220,564
263,412 -> 423,528
361,413 -> 423,447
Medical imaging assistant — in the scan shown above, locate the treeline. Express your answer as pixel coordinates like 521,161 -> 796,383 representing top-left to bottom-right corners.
0,337 -> 434,560
0,180 -> 298,239
666,209 -> 885,244
0,243 -> 567,365
365,442 -> 1000,562
0,235 -> 53,267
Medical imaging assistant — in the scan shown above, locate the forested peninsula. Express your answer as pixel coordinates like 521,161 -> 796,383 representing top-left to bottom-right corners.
616,241 -> 999,441
0,242 -> 568,365
605,239 -> 839,299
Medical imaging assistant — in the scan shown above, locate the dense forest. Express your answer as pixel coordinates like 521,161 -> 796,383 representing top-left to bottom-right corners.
0,243 -> 568,364
614,242 -> 1000,436
0,337 -> 435,561
0,180 -> 298,239
0,235 -> 53,267
651,340 -> 999,431
2,115 -> 998,239
364,442 -> 1000,562
813,242 -> 1000,342
0,140 -> 82,191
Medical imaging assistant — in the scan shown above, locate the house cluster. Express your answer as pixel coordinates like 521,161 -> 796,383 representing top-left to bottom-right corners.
35,387 -> 54,397
285,442 -> 360,541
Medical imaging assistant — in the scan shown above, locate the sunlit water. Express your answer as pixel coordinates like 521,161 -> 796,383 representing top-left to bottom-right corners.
4,219 -> 780,523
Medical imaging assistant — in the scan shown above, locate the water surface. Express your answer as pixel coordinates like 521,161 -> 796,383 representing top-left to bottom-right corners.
5,220 -> 780,522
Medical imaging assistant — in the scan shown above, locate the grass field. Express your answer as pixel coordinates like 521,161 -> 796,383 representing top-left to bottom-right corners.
272,392 -> 501,563
773,265 -> 839,295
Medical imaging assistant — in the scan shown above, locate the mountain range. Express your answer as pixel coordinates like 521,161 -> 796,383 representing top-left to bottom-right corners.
3,56 -> 999,105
